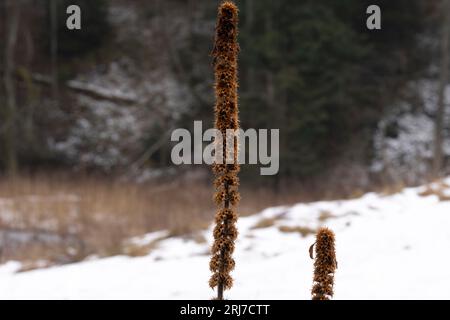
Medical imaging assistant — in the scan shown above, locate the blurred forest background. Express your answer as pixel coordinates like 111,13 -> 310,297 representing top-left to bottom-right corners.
0,0 -> 449,267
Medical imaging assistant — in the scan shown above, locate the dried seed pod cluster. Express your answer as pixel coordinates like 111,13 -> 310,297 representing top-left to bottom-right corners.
209,1 -> 241,300
311,227 -> 337,300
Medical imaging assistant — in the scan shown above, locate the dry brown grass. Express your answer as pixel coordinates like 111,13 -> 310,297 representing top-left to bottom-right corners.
0,173 -> 216,263
379,182 -> 406,196
251,217 -> 278,229
318,210 -> 335,222
0,172 -> 315,265
418,187 -> 436,197
0,169 -> 380,267
418,180 -> 450,201
278,225 -> 316,237
122,237 -> 167,257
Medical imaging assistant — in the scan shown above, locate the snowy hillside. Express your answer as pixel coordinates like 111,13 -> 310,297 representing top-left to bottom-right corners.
1,180 -> 450,300
372,80 -> 450,184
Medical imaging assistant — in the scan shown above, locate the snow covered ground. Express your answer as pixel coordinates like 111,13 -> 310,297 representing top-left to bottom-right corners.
1,180 -> 450,300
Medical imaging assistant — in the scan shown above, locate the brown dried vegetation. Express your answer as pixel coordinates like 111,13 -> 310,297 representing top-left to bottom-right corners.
311,227 -> 337,300
209,1 -> 240,300
278,225 -> 316,237
251,217 -> 278,229
418,181 -> 450,201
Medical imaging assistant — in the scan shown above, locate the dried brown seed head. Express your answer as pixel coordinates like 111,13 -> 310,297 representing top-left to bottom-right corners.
311,227 -> 337,300
209,2 -> 240,300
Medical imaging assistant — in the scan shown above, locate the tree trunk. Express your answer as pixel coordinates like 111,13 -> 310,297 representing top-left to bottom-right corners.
245,0 -> 255,98
23,23 -> 37,148
2,0 -> 20,176
50,0 -> 59,110
433,0 -> 450,179
264,9 -> 284,191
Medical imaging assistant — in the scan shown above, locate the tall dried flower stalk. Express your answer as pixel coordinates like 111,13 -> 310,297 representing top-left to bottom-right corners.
311,227 -> 337,300
208,1 -> 240,300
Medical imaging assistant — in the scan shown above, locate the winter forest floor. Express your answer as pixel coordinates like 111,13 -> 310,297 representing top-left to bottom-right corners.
0,175 -> 450,299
